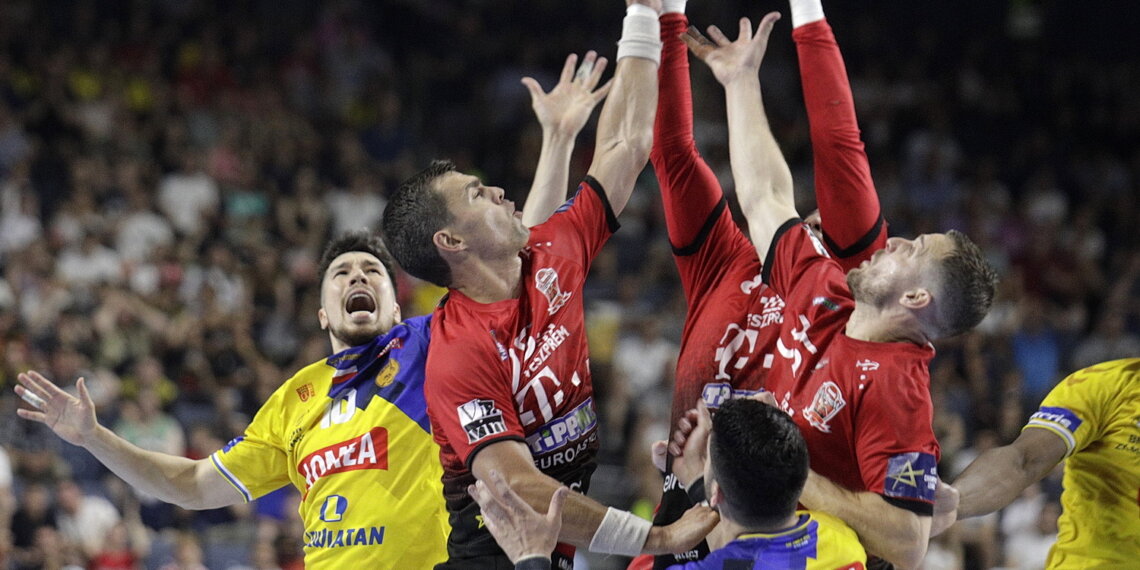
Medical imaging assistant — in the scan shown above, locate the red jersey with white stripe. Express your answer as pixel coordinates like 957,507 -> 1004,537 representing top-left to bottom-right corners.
763,221 -> 939,514
426,177 -> 616,567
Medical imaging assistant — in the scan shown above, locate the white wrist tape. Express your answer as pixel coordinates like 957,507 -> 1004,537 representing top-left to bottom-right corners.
589,507 -> 652,557
617,4 -> 661,65
662,0 -> 687,15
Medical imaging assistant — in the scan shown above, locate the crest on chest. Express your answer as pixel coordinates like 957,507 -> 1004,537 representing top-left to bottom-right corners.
802,381 -> 846,433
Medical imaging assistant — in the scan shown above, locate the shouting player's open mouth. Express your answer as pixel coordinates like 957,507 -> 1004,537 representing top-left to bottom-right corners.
345,290 -> 377,321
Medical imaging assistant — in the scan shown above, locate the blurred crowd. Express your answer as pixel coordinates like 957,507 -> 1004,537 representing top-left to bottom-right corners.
0,1 -> 1137,568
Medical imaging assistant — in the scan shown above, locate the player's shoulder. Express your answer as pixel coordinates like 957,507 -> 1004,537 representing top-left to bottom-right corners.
801,510 -> 867,563
1068,358 -> 1140,387
1050,358 -> 1140,402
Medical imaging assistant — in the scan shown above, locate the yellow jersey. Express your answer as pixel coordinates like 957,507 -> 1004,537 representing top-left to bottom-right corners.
211,317 -> 448,568
670,511 -> 865,569
1023,358 -> 1140,568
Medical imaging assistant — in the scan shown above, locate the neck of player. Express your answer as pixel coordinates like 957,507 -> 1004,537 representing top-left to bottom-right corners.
844,303 -> 931,345
451,255 -> 524,303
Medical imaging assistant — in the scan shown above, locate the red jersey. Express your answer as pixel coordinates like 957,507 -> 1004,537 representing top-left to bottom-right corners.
426,177 -> 616,567
648,13 -> 889,568
763,221 -> 939,514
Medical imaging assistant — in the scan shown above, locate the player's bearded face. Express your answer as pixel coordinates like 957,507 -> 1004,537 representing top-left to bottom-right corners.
319,252 -> 400,349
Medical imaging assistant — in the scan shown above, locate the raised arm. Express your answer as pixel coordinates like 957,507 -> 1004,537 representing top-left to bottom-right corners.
521,51 -> 612,227
799,471 -> 931,569
15,371 -> 241,510
471,440 -> 717,556
790,2 -> 887,267
684,13 -> 796,260
585,0 -> 662,217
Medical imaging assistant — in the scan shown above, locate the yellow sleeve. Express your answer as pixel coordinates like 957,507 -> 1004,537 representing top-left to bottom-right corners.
210,383 -> 293,501
1024,364 -> 1112,457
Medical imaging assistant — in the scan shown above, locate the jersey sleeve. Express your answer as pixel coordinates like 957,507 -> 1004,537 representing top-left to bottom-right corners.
762,220 -> 846,305
793,19 -> 887,269
425,340 -> 526,468
854,374 -> 939,515
1023,365 -> 1110,457
530,176 -> 618,270
210,385 -> 293,501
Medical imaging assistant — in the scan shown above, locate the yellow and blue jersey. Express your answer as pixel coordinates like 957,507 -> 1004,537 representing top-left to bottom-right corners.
669,511 -> 865,569
1022,358 -> 1140,568
210,316 -> 448,569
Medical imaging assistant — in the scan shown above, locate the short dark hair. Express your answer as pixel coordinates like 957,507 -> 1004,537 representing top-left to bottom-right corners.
318,230 -> 399,295
709,399 -> 809,527
382,160 -> 457,288
933,230 -> 998,337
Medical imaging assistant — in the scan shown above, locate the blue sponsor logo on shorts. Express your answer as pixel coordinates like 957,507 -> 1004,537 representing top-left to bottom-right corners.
883,452 -> 938,502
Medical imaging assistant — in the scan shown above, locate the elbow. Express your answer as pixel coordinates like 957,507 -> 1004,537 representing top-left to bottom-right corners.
810,124 -> 865,152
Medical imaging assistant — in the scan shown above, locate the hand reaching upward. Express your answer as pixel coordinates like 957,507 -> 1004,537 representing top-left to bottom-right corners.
522,51 -> 612,139
682,12 -> 782,87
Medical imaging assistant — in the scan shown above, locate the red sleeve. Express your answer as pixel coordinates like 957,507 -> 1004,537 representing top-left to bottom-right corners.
855,371 -> 939,515
761,219 -> 841,301
425,338 -> 525,467
530,176 -> 618,270
794,19 -> 887,269
650,13 -> 743,257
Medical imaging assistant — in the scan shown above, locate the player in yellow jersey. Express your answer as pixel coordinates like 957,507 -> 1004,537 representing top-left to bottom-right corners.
16,231 -> 450,568
938,358 -> 1140,567
472,398 -> 866,569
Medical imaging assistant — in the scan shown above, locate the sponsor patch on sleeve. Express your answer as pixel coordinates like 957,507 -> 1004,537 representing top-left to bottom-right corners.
883,452 -> 938,503
458,399 -> 507,444
1025,406 -> 1083,454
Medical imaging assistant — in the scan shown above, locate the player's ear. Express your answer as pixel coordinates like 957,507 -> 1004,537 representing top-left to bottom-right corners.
434,229 -> 465,253
318,307 -> 329,330
899,288 -> 932,310
393,302 -> 401,324
708,479 -> 725,509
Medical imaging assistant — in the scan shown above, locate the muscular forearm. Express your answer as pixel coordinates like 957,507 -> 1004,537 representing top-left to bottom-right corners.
499,468 -> 693,555
800,471 -> 928,569
502,470 -> 607,547
83,425 -> 236,510
955,432 -> 1063,518
522,129 -> 575,227
588,56 -> 657,216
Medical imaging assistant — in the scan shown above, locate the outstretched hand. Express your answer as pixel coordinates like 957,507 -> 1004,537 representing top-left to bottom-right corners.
15,370 -> 98,447
522,51 -> 612,139
468,469 -> 568,564
682,12 -> 782,86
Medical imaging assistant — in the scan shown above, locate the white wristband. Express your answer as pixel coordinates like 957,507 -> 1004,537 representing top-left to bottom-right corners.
617,4 -> 662,65
662,0 -> 687,15
589,507 -> 652,557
